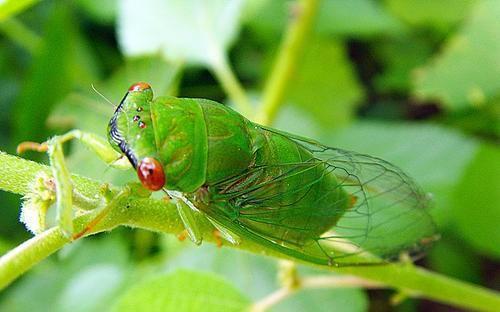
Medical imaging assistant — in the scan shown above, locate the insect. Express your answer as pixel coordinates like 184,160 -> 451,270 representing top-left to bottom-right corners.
19,82 -> 438,266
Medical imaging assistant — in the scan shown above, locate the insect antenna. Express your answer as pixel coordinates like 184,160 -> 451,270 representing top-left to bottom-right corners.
91,84 -> 115,108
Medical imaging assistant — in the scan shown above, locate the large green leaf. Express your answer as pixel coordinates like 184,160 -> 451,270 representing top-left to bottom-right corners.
317,0 -> 404,38
287,38 -> 364,128
117,0 -> 245,67
413,0 -> 500,109
374,36 -> 433,93
385,0 -> 476,31
452,143 -> 500,259
160,238 -> 277,300
113,270 -> 250,312
427,236 -> 482,284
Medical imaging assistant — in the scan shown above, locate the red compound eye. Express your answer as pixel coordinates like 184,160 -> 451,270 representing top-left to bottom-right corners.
137,157 -> 165,191
129,82 -> 151,92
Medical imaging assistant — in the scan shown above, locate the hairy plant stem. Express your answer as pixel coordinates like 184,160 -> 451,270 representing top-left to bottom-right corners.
256,0 -> 320,126
0,152 -> 499,311
0,227 -> 69,290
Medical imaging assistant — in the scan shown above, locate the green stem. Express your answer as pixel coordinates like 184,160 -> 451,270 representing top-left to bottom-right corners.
0,18 -> 41,54
0,227 -> 68,289
211,55 -> 253,117
0,151 -> 499,311
335,264 -> 500,312
256,0 -> 320,126
0,195 -> 127,290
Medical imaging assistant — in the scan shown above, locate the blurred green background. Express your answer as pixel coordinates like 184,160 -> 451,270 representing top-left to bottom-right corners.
0,0 -> 499,311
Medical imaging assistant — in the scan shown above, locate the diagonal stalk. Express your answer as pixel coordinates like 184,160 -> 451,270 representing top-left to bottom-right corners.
256,0 -> 320,126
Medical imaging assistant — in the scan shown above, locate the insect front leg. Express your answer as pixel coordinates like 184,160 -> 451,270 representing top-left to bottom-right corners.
72,185 -> 131,240
17,129 -> 132,170
166,190 -> 203,245
166,191 -> 240,247
17,130 -> 132,238
47,137 -> 73,237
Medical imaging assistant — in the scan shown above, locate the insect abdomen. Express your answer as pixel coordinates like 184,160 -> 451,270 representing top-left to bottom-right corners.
243,128 -> 350,243
208,125 -> 351,246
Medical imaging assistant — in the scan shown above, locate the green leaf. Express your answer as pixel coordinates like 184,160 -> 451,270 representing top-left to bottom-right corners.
452,143 -> 500,259
160,238 -> 277,300
0,0 -> 40,21
156,239 -> 367,312
374,37 -> 433,93
413,0 -> 500,109
117,0 -> 245,67
317,0 -> 404,38
113,270 -> 250,312
323,121 -> 478,227
287,38 -> 364,128
385,0 -> 477,31
427,236 -> 482,284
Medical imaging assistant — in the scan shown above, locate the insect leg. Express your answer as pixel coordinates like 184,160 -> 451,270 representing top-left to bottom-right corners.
166,190 -> 241,246
205,215 -> 241,245
17,130 -> 131,238
47,136 -> 73,238
212,229 -> 223,248
166,190 -> 203,245
72,186 -> 130,240
17,130 -> 132,170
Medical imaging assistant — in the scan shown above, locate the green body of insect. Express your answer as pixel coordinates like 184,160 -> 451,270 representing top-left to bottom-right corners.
106,82 -> 437,266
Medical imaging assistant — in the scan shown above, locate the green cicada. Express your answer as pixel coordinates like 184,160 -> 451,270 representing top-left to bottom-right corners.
20,82 -> 438,266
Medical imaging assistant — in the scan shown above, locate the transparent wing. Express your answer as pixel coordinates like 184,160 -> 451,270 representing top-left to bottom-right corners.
208,127 -> 439,266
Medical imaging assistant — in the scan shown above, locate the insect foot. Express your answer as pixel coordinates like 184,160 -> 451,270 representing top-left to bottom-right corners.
213,229 -> 223,248
16,141 -> 49,154
177,229 -> 188,242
